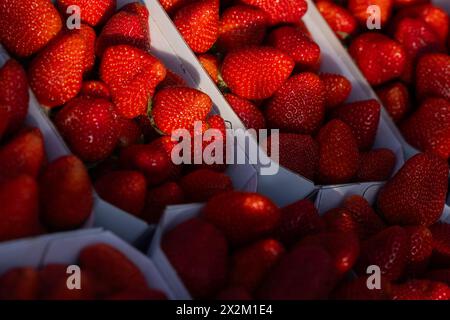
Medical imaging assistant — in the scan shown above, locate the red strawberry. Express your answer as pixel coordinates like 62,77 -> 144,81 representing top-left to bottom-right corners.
39,156 -> 93,231
268,26 -> 321,72
265,73 -> 325,134
0,175 -> 40,242
317,120 -> 360,185
391,280 -> 450,300
377,153 -> 447,226
357,226 -> 408,280
229,239 -> 285,293
55,98 -> 119,163
415,53 -> 450,101
157,69 -> 187,90
0,268 -> 40,300
320,73 -> 352,110
393,0 -> 429,8
0,0 -> 62,57
257,244 -> 336,300
333,99 -> 381,150
0,59 -> 29,135
316,1 -> 357,40
217,5 -> 268,52
349,33 -> 406,86
324,208 -> 360,235
202,192 -> 281,245
0,107 -> 8,141
331,276 -> 392,300
179,169 -> 233,203
162,218 -> 228,299
404,226 -> 433,275
96,2 -> 150,56
76,24 -> 96,75
150,87 -> 212,135
80,81 -> 111,100
159,0 -> 196,14
276,199 -> 326,246
56,0 -> 116,27
0,128 -> 45,181
117,118 -> 142,148
426,269 -> 450,286
216,287 -> 252,300
173,0 -> 219,54
224,93 -> 266,131
100,45 -> 167,119
240,0 -> 307,26
430,223 -> 450,268
95,171 -> 147,217
348,0 -> 393,28
142,182 -> 186,224
356,148 -> 396,182
376,81 -> 410,123
198,54 -> 219,83
221,46 -> 294,100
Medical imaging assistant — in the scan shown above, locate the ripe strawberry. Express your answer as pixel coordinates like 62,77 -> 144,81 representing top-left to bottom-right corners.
320,73 -> 352,110
229,239 -> 285,293
198,54 -> 219,83
95,171 -> 147,217
415,53 -> 450,101
324,208 -> 360,236
162,218 -> 228,299
76,24 -> 96,75
430,223 -> 450,268
268,26 -> 321,72
349,33 -> 406,86
393,0 -> 429,8
224,93 -> 266,131
157,69 -> 187,90
404,226 -> 433,276
391,280 -> 450,300
159,0 -> 196,14
0,175 -> 40,242
0,268 -> 40,300
217,5 -> 268,52
316,1 -> 358,40
56,0 -> 116,27
0,59 -> 29,135
39,156 -> 93,231
216,287 -> 252,300
173,0 -> 219,54
426,269 -> 450,286
80,81 -> 111,100
100,45 -> 167,119
317,120 -> 360,185
117,118 -> 142,148
179,169 -> 233,203
240,0 -> 307,26
377,153 -> 448,226
257,244 -> 336,300
202,192 -> 281,245
142,182 -> 186,224
150,87 -> 212,135
0,0 -> 62,57
265,73 -> 325,134
400,98 -> 450,159
357,226 -> 408,280
331,276 -> 392,300
348,0 -> 393,28
376,81 -> 410,123
263,133 -> 319,181
221,46 -> 294,100
356,148 -> 396,182
55,98 -> 119,163
276,199 -> 326,246
0,128 -> 45,180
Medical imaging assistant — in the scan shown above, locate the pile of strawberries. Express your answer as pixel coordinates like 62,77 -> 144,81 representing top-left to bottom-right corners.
315,0 -> 450,160
0,244 -> 167,300
163,152 -> 450,300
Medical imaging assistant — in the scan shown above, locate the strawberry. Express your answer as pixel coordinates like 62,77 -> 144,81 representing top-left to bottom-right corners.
229,239 -> 285,293
0,128 -> 45,181
391,280 -> 450,300
202,192 -> 281,245
349,33 -> 406,86
221,46 -> 294,100
217,5 -> 268,52
257,244 -> 336,300
331,276 -> 392,300
224,93 -> 266,131
179,169 -> 233,203
317,120 -> 360,185
404,226 -> 433,276
150,87 -> 212,135
157,69 -> 187,90
96,2 -> 150,56
263,133 -> 319,181
393,0 -> 429,8
0,0 -> 62,57
56,0 -> 116,27
0,59 -> 29,135
324,208 -> 360,236
39,156 -> 93,231
216,287 -> 252,300
117,118 -> 142,148
105,288 -> 167,300
240,0 -> 307,26
357,226 -> 408,280
356,148 -> 396,182
319,73 -> 352,110
100,45 -> 167,119
76,24 -> 96,75
376,82 -> 410,123
316,1 -> 358,40
0,107 -> 8,141
159,0 -> 195,14
80,81 -> 111,100
267,26 -> 321,72
162,218 -> 228,299
348,0 -> 393,28
426,269 -> 450,286
198,54 -> 219,83
0,175 -> 40,242
377,153 -> 448,226
276,199 -> 326,246
415,53 -> 450,101
95,171 -> 147,217
265,73 -> 325,134
55,98 -> 119,163
430,223 -> 450,268
173,0 -> 219,54
0,268 -> 40,300
142,182 -> 186,224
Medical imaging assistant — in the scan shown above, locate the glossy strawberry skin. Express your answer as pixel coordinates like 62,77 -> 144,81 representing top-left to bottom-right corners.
116,118 -> 142,148
376,82 -> 410,123
179,169 -> 233,203
240,0 -> 307,26
404,226 -> 433,276
415,53 -> 450,101
320,73 -> 352,110
356,148 -> 396,182
224,93 -> 266,131
391,280 -> 450,300
57,0 -> 116,27
80,81 -> 111,100
316,1 -> 357,40
198,54 -> 219,83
